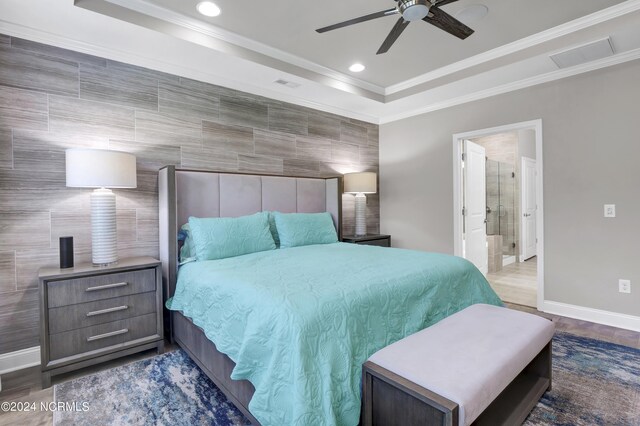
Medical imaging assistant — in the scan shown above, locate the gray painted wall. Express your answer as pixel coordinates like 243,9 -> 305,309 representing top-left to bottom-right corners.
518,129 -> 536,160
0,35 -> 379,355
380,60 -> 640,317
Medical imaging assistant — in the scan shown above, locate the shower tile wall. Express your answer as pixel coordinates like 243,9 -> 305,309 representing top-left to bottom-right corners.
472,133 -> 516,164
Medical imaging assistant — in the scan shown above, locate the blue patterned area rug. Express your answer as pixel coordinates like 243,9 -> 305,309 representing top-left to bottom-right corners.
53,349 -> 250,426
524,333 -> 640,425
54,332 -> 640,425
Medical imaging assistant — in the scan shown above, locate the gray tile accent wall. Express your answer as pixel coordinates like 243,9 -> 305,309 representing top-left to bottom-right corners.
296,135 -> 332,161
0,34 -> 379,355
80,63 -> 160,111
0,291 -> 40,354
0,45 -> 79,96
0,86 -> 48,131
254,129 -> 297,158
0,127 -> 12,168
0,251 -> 16,294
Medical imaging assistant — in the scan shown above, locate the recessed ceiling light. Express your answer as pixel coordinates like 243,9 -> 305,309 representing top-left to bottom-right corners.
196,1 -> 221,17
349,63 -> 365,73
455,4 -> 489,24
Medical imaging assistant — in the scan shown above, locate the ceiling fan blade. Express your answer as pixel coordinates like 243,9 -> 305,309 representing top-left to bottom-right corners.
377,17 -> 410,55
434,0 -> 461,7
423,6 -> 474,39
316,8 -> 398,33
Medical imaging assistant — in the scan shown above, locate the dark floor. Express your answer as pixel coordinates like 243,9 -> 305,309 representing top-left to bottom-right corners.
1,304 -> 638,426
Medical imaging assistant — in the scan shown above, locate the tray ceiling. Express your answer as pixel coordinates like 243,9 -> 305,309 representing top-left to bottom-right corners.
145,0 -> 625,87
1,0 -> 639,122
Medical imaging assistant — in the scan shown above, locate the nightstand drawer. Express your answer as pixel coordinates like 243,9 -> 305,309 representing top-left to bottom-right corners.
47,269 -> 156,308
48,292 -> 157,334
48,313 -> 158,361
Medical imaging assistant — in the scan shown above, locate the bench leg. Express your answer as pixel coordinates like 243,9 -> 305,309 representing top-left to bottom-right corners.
525,341 -> 552,391
362,361 -> 458,426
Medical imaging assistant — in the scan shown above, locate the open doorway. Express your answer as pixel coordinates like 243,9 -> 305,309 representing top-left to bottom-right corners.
453,120 -> 543,310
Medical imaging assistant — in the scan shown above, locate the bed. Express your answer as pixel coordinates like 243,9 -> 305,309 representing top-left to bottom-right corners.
158,166 -> 502,426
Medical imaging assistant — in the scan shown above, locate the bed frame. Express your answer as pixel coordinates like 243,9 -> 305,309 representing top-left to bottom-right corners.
158,166 -> 342,425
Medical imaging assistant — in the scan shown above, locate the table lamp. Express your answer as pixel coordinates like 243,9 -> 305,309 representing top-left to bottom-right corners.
66,149 -> 137,265
344,172 -> 377,236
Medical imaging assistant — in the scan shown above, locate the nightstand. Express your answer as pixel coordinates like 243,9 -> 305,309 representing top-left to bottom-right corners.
38,257 -> 164,388
342,234 -> 391,247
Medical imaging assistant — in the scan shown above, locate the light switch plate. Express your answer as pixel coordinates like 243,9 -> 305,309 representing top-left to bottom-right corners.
604,204 -> 616,218
619,279 -> 631,294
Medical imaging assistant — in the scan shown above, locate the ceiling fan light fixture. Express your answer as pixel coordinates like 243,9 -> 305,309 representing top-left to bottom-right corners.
349,63 -> 366,73
196,1 -> 221,17
398,0 -> 431,22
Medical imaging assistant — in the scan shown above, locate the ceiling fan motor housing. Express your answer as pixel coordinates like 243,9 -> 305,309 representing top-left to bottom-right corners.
398,0 -> 431,21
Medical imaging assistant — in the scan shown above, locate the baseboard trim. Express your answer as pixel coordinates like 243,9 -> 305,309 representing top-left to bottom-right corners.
0,346 -> 41,375
503,256 -> 516,266
543,301 -> 640,332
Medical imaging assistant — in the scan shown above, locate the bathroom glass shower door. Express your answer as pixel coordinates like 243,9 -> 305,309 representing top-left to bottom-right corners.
486,160 -> 516,256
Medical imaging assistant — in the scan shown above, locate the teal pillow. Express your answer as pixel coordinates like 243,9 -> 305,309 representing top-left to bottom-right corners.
188,212 -> 276,261
274,212 -> 338,248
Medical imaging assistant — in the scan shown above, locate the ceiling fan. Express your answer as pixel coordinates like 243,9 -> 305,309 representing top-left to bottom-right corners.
316,0 -> 474,54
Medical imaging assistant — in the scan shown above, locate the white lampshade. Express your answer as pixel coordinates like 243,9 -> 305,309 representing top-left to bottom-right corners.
344,172 -> 377,194
66,149 -> 137,188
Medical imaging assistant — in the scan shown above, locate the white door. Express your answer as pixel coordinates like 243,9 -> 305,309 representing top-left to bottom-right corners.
521,157 -> 537,260
463,140 -> 487,274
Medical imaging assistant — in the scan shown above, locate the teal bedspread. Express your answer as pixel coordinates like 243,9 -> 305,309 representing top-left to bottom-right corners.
167,243 -> 502,426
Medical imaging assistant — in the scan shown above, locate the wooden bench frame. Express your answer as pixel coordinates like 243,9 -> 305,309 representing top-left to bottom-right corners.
362,341 -> 552,426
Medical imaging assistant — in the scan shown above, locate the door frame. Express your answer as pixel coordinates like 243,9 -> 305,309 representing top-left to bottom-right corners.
520,156 -> 537,261
452,119 -> 544,310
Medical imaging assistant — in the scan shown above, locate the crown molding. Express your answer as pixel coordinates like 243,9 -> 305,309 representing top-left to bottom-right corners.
385,0 -> 640,95
379,46 -> 640,123
64,0 -> 640,106
0,19 -> 381,124
3,0 -> 639,126
94,0 -> 640,100
87,0 -> 386,96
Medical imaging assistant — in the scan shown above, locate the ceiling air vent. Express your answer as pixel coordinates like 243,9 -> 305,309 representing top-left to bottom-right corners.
274,79 -> 301,89
550,37 -> 614,69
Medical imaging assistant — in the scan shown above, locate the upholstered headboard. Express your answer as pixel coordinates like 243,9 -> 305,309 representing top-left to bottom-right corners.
158,166 -> 342,304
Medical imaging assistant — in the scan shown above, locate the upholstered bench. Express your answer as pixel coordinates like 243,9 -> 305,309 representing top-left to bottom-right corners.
362,304 -> 555,426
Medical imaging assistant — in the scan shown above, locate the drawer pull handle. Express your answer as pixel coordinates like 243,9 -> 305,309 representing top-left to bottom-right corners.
87,328 -> 129,342
86,305 -> 129,317
85,282 -> 128,292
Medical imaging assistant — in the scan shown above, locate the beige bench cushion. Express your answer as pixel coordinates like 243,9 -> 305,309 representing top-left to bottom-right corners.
368,304 -> 555,426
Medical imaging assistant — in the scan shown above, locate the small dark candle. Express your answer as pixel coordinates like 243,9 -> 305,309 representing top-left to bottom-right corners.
59,236 -> 74,269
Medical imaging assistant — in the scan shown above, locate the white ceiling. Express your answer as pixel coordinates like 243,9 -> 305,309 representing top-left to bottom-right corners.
1,0 -> 640,123
145,0 -> 625,87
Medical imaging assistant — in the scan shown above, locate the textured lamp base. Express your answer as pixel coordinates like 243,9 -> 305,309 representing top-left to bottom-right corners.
355,193 -> 367,236
91,188 -> 118,265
